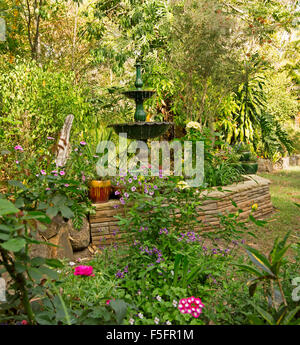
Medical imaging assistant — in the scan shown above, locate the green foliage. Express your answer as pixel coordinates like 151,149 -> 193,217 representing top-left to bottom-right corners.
0,60 -> 93,152
235,232 -> 300,325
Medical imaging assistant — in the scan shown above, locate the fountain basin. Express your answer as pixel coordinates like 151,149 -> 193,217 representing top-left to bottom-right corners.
122,90 -> 156,101
109,122 -> 172,140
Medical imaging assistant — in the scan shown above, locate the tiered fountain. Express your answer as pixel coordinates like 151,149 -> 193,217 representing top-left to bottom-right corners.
109,62 -> 172,140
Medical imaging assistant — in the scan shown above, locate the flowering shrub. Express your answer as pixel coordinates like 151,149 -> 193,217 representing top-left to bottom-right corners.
1,141 -> 94,229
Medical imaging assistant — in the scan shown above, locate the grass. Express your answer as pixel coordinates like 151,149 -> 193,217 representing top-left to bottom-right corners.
243,166 -> 300,255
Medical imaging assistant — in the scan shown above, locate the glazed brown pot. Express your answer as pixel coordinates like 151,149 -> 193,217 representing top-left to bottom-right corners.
89,180 -> 111,203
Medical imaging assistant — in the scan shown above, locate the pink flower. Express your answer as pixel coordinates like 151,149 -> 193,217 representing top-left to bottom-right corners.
45,188 -> 51,191
14,145 -> 23,151
80,141 -> 87,146
59,171 -> 65,176
47,136 -> 55,140
106,300 -> 111,305
64,184 -> 69,187
82,174 -> 86,182
16,160 -> 19,164
74,265 -> 95,277
178,296 -> 204,318
40,170 -> 46,175
21,320 -> 28,325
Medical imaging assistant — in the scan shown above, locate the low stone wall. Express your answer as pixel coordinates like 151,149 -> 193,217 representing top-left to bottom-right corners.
89,175 -> 273,247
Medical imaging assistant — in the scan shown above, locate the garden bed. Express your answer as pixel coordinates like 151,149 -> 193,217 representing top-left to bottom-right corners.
89,174 -> 273,247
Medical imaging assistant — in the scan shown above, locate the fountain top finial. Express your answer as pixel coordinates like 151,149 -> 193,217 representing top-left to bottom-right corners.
134,62 -> 143,90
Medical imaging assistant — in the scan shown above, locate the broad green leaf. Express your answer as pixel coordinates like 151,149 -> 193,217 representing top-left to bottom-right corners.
0,199 -> 19,216
60,205 -> 74,219
45,258 -> 64,268
282,306 -> 300,325
46,206 -> 59,218
0,233 -> 9,241
250,303 -> 275,325
110,299 -> 128,325
23,211 -> 51,224
234,263 -> 263,277
0,238 -> 26,252
249,283 -> 257,297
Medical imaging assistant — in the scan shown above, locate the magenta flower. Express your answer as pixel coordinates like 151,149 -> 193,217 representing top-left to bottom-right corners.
16,160 -> 19,164
59,171 -> 65,176
14,145 -> 23,151
74,265 -> 95,277
106,300 -> 111,305
40,170 -> 46,175
178,297 -> 204,318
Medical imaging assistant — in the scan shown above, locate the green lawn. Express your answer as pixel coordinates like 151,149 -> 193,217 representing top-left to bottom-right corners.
245,167 -> 300,255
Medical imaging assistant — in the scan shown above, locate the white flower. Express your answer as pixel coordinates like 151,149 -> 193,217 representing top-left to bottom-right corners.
170,270 -> 174,276
166,320 -> 171,325
172,300 -> 178,307
156,295 -> 162,302
129,318 -> 135,325
186,121 -> 201,131
154,317 -> 159,324
177,180 -> 190,190
69,262 -> 76,266
138,313 -> 144,319
57,270 -> 61,274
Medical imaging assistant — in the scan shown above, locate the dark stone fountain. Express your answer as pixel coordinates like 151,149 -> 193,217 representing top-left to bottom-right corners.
109,62 -> 172,140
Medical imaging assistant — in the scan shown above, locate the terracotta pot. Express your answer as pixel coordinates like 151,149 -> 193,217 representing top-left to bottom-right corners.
89,180 -> 111,203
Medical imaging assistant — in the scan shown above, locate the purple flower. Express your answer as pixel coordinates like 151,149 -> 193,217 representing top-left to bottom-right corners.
153,185 -> 158,189
131,186 -> 136,192
120,197 -> 125,205
47,136 -> 55,140
133,176 -> 138,180
128,178 -> 132,183
124,192 -> 129,198
115,190 -> 120,195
